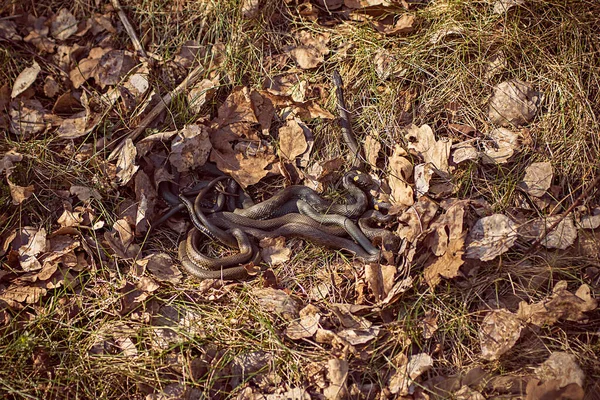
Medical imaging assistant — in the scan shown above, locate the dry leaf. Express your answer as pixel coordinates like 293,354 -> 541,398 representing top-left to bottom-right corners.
11,61 -> 41,99
481,127 -> 520,164
0,20 -> 21,40
405,124 -> 451,172
494,0 -> 526,14
213,86 -> 259,127
465,214 -> 518,261
372,14 -> 415,36
396,196 -> 439,243
123,62 -> 150,97
286,305 -> 320,340
95,50 -> 137,88
43,76 -> 60,98
69,47 -> 111,89
0,285 -> 47,304
364,134 -> 381,167
288,31 -> 330,70
517,281 -> 597,327
210,146 -> 276,188
479,309 -> 524,360
278,117 -> 308,160
336,326 -> 380,345
579,210 -> 600,230
7,179 -> 34,205
51,8 -> 79,40
134,170 -> 158,235
169,125 -> 212,172
424,233 -> 465,288
18,227 -> 47,272
253,288 -> 300,321
521,162 -> 553,198
137,276 -> 160,292
524,215 -> 578,249
430,25 -> 465,44
388,144 -> 414,207
534,352 -> 585,388
142,253 -> 182,284
324,359 -> 349,400
526,380 -> 584,400
9,99 -> 49,137
70,185 -> 102,202
187,78 -> 218,114
414,163 -> 435,196
488,79 -> 540,127
452,141 -> 479,164
241,0 -> 260,19
115,138 -> 139,185
365,264 -> 396,302
422,311 -> 439,339
263,74 -> 306,102
259,237 -> 291,265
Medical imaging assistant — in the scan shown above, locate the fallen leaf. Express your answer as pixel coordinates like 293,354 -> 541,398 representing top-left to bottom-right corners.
534,352 -> 585,388
414,163 -> 435,196
396,196 -> 439,243
517,281 -> 597,327
481,127 -> 520,164
324,359 -> 349,400
424,233 -> 465,288
494,0 -> 526,14
388,144 -> 414,207
372,14 -> 415,36
479,309 -> 524,360
43,76 -> 60,98
364,133 -> 381,167
336,326 -> 380,345
454,386 -> 486,400
259,237 -> 291,265
57,208 -> 83,227
485,51 -> 508,80
422,311 -> 439,339
0,285 -> 47,304
286,305 -> 320,340
142,253 -> 182,284
69,47 -> 111,89
405,124 -> 451,172
212,86 -> 259,127
488,79 -> 540,127
465,214 -> 518,261
452,141 -> 479,164
210,146 -> 276,188
388,353 -> 410,395
278,117 -> 308,160
137,276 -> 160,292
18,227 -> 47,271
7,178 -> 35,205
430,25 -> 465,44
9,99 -> 49,138
70,185 -> 102,202
263,74 -> 306,102
169,125 -> 212,172
241,0 -> 260,19
95,50 -> 137,88
11,61 -> 41,99
525,380 -> 584,400
51,8 -> 79,40
365,264 -> 396,303
187,78 -> 218,114
134,170 -> 158,235
115,138 -> 139,185
521,162 -> 553,198
287,31 -> 330,70
253,288 -> 300,321
0,20 -> 21,40
56,111 -> 89,139
524,215 -> 578,250
579,210 -> 600,230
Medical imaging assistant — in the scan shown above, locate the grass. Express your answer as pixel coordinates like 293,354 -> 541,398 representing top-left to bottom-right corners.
1,0 -> 599,398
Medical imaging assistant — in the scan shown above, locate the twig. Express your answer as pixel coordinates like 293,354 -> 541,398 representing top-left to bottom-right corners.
110,0 -> 147,58
107,65 -> 206,161
526,173 -> 600,254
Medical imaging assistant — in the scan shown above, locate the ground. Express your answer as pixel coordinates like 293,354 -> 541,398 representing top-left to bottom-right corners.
0,0 -> 599,399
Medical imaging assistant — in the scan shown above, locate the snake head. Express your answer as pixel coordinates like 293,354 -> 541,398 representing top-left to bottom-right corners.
346,170 -> 373,189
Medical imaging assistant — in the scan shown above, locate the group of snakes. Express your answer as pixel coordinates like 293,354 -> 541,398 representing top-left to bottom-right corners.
153,71 -> 402,280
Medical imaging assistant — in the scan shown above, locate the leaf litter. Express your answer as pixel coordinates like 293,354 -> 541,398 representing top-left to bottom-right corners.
1,1 -> 599,398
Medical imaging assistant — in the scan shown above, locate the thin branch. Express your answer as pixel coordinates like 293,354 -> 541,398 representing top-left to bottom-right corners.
110,0 -> 147,58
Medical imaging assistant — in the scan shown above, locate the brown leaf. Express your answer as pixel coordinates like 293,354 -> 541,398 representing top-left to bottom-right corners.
534,352 -> 585,388
278,117 -> 308,160
187,78 -> 218,114
479,309 -> 524,360
526,380 -> 584,400
364,134 -> 381,167
388,144 -> 414,207
424,234 -> 465,288
70,185 -> 102,202
522,215 -> 578,250
288,31 -> 330,70
422,311 -> 439,339
7,178 -> 35,205
43,76 -> 60,98
134,170 -> 158,235
253,288 -> 300,321
210,145 -> 276,188
286,305 -> 320,340
323,359 -> 349,400
465,214 -> 518,261
263,74 -> 307,102
142,253 -> 182,284
57,208 -> 83,227
241,0 -> 260,19
137,276 -> 160,292
372,14 -> 415,36
213,86 -> 258,127
396,196 -> 439,243
405,124 -> 451,173
0,285 -> 47,304
18,227 -> 47,272
115,138 -> 139,185
259,236 -> 291,265
9,99 -> 49,137
521,162 -> 553,198
96,50 -> 137,88
365,264 -> 396,303
481,127 -> 520,164
169,125 -> 212,172
11,61 -> 41,99
488,79 -> 540,127
0,20 -> 21,40
336,326 -> 380,345
51,8 -> 79,40
69,47 -> 111,89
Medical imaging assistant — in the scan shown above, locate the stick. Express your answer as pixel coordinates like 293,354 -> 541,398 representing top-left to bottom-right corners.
526,173 -> 600,254
110,0 -> 147,57
107,65 -> 206,161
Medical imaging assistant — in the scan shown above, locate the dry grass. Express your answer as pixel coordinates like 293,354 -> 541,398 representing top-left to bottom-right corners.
1,0 -> 599,398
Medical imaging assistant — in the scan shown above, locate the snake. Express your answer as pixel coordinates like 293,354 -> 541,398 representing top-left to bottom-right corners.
170,71 -> 403,279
